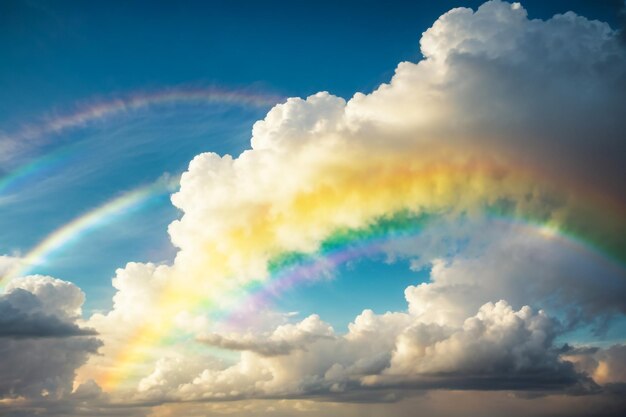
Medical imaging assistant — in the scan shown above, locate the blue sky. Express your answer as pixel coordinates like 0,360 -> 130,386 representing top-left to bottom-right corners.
1,1 -> 620,114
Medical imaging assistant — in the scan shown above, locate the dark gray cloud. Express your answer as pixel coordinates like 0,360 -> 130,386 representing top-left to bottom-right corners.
608,0 -> 626,44
0,278 -> 101,402
0,337 -> 102,398
0,289 -> 97,338
564,343 -> 626,386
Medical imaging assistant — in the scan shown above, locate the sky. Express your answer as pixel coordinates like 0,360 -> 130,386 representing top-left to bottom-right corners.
1,1 -> 625,416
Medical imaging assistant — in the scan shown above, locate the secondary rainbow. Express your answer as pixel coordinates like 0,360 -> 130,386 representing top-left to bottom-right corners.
0,146 -> 82,198
0,176 -> 179,287
0,86 -> 283,152
0,86 -> 282,205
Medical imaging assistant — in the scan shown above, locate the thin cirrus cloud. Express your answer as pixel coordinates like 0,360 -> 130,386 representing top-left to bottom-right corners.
0,86 -> 282,163
0,86 -> 281,205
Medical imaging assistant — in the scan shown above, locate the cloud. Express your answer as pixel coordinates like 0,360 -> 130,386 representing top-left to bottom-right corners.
80,262 -> 174,384
0,288 -> 96,338
164,0 -> 626,302
5,274 -> 88,319
400,218 -> 626,330
65,0 -> 626,413
347,1 -> 626,192
0,255 -> 22,277
564,344 -> 626,385
198,314 -> 335,356
131,300 -> 592,403
0,87 -> 279,166
0,277 -> 101,401
133,391 -> 626,417
387,301 -> 564,377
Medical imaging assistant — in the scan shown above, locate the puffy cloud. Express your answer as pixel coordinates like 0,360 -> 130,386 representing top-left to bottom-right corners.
593,345 -> 626,385
137,354 -> 223,399
5,274 -> 87,319
347,1 -> 626,192
564,344 -> 626,385
402,219 -> 626,328
0,255 -> 22,277
90,262 -> 172,326
0,288 -> 96,338
0,333 -> 101,400
79,262 -> 173,387
386,301 -> 568,378
164,0 -> 626,309
198,314 -> 335,356
73,0 -> 626,413
0,277 -> 101,401
136,300 -> 583,402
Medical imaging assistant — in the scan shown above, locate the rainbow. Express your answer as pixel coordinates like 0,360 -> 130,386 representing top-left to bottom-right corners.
96,214 -> 430,390
92,152 -> 626,390
0,145 -> 82,198
212,210 -> 626,327
0,86 -> 282,205
97,207 -> 626,390
211,212 -> 434,324
0,175 -> 179,287
0,85 -> 281,387
0,86 -> 283,154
